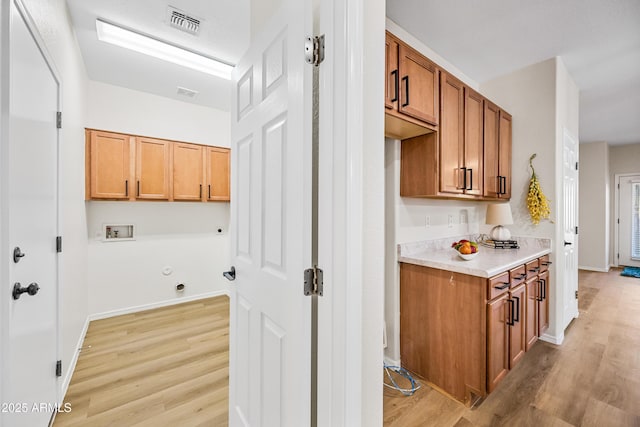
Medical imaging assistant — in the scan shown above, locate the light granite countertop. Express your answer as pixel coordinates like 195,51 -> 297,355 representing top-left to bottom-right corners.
398,236 -> 552,278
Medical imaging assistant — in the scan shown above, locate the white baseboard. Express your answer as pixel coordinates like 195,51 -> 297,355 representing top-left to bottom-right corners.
88,290 -> 230,321
578,265 -> 610,273
383,356 -> 401,367
59,316 -> 89,406
540,331 -> 564,345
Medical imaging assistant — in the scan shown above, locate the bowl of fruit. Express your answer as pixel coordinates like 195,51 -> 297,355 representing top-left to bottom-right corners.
451,240 -> 479,260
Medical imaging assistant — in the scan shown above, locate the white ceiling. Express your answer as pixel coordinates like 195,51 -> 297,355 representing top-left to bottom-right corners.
387,0 -> 640,145
67,1 -> 639,144
66,0 -> 250,112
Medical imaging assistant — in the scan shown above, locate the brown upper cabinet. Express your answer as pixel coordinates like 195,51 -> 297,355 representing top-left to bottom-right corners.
135,137 -> 171,200
86,129 -> 230,202
391,31 -> 512,201
439,73 -> 464,195
385,32 -> 439,140
173,142 -> 204,201
439,74 -> 484,197
484,101 -> 512,199
87,130 -> 131,199
206,147 -> 230,201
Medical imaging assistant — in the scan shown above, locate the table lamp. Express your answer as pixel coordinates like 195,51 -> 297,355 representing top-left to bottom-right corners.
486,203 -> 514,240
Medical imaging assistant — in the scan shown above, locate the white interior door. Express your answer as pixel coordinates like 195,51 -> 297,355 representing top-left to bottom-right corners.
562,128 -> 579,328
618,175 -> 640,267
228,0 -> 312,425
5,1 -> 60,426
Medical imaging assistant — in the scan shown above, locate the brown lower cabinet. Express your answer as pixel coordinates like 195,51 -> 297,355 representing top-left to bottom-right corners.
487,282 -> 525,393
400,254 -> 551,405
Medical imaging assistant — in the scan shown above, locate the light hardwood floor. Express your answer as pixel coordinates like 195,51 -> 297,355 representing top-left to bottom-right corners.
54,296 -> 229,427
384,268 -> 640,427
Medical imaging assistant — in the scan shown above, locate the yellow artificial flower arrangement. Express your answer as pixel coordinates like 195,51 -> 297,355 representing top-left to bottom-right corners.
527,154 -> 551,225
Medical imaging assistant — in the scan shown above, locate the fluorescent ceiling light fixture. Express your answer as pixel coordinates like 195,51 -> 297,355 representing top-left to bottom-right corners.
96,19 -> 233,80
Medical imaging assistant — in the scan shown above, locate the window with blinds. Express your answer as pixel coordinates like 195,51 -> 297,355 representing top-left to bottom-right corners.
633,182 -> 640,260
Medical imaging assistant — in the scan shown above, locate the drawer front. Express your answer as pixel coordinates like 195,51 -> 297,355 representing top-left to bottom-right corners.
509,265 -> 527,287
525,259 -> 540,279
488,272 -> 511,300
539,255 -> 551,273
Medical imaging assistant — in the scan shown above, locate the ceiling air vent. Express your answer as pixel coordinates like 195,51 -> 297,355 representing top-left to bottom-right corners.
167,6 -> 201,35
177,86 -> 198,98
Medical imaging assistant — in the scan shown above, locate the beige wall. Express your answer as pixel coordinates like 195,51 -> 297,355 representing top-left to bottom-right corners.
609,143 -> 640,265
481,56 -> 580,343
578,142 -> 609,271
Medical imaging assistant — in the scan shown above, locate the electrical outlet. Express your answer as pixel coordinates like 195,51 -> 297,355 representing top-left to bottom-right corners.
460,212 -> 468,224
448,215 -> 454,228
425,216 -> 430,227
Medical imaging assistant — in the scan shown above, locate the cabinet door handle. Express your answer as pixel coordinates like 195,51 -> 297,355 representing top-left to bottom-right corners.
199,184 -> 202,198
502,176 -> 507,195
513,296 -> 520,322
541,278 -> 546,300
529,267 -> 540,273
537,279 -> 544,301
458,167 -> 467,190
208,184 -> 211,199
467,168 -> 473,191
517,273 -> 527,280
401,76 -> 409,107
125,180 -> 128,197
391,69 -> 399,102
137,180 -> 140,197
494,282 -> 510,290
507,299 -> 515,326
541,261 -> 553,266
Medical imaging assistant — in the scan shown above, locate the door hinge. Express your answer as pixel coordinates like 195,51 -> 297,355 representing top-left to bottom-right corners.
56,111 -> 62,129
56,236 -> 62,253
575,161 -> 578,171
56,360 -> 62,377
304,266 -> 323,296
575,226 -> 578,235
305,35 -> 325,66
575,290 -> 578,300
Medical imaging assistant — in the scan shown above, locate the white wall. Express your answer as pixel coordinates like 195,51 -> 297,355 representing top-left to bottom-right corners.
87,81 -> 230,148
578,142 -> 609,271
85,82 -> 231,315
609,142 -> 640,265
250,0 -> 282,41
86,202 -> 229,315
19,0 -> 90,395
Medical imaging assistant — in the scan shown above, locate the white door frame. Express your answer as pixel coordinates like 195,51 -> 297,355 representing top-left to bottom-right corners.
317,0 -> 385,425
0,0 -> 63,415
614,173 -> 640,267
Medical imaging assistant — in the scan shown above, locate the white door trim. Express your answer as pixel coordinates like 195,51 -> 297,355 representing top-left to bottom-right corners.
614,173 -> 640,267
317,0 -> 385,425
0,0 -> 63,414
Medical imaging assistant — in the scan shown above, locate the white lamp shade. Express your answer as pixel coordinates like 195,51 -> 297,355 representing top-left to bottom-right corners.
486,203 -> 514,225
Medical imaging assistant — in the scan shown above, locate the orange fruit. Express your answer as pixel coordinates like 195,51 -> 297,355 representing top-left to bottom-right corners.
460,246 -> 472,254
